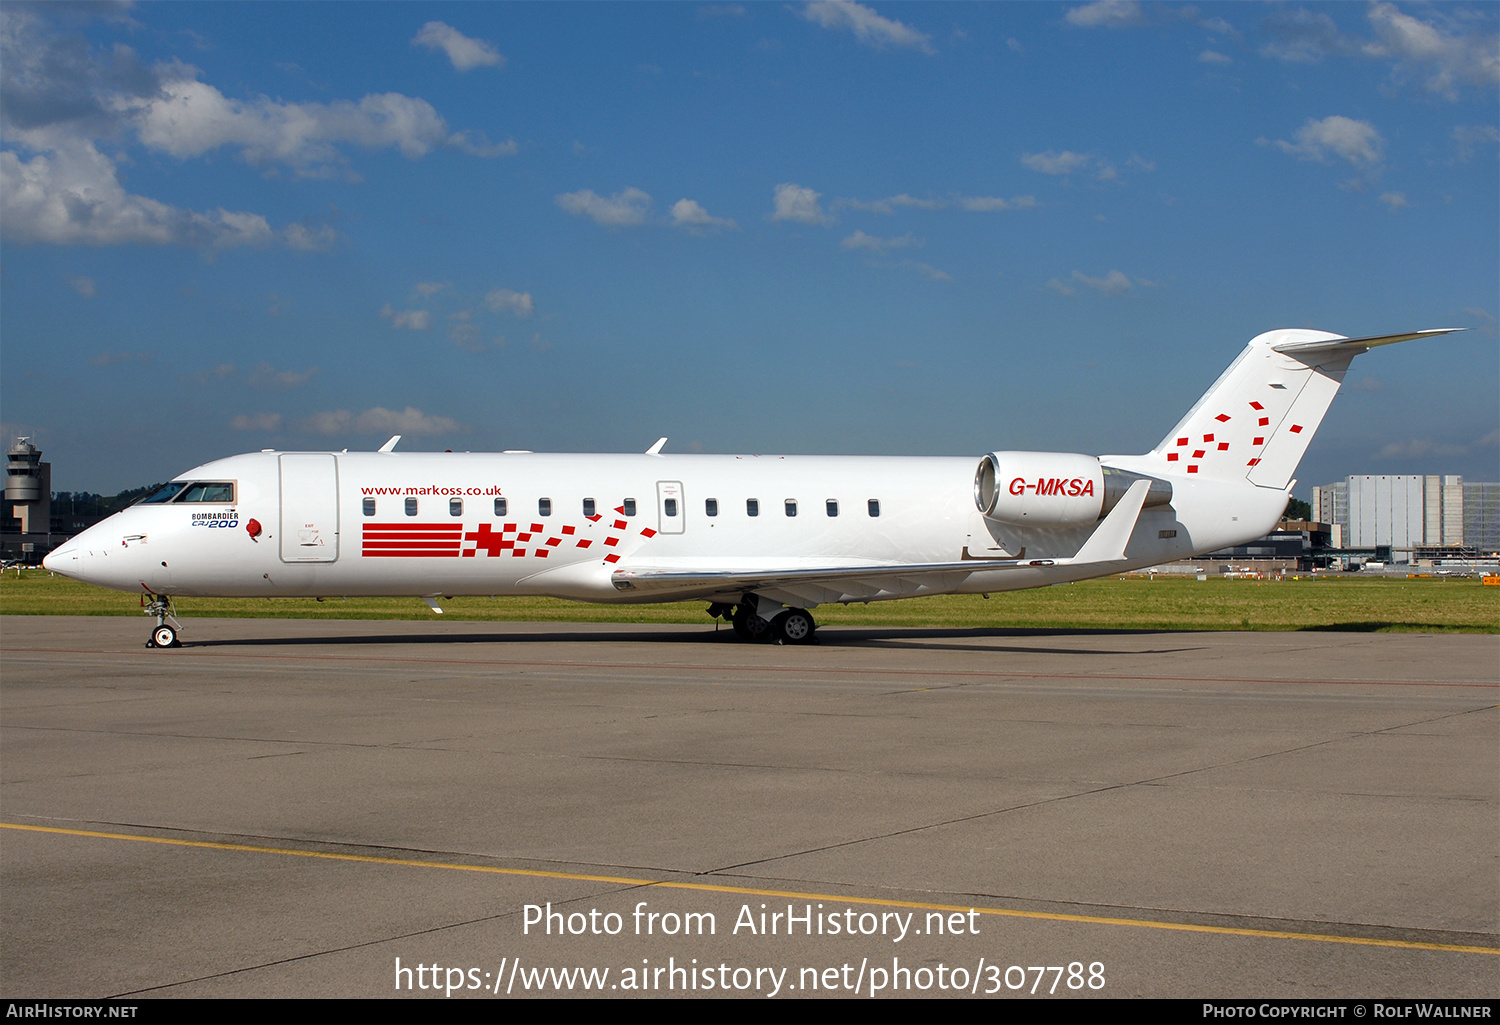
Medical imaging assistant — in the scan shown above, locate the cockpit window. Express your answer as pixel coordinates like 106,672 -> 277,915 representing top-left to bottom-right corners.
140,482 -> 188,504
175,482 -> 236,503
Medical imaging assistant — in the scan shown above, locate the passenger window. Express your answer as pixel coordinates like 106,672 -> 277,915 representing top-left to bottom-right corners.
664,498 -> 678,517
539,498 -> 552,517
826,500 -> 838,517
494,497 -> 507,517
785,499 -> 797,517
405,497 -> 418,516
362,498 -> 376,517
868,499 -> 880,517
746,499 -> 759,517
583,498 -> 596,517
450,498 -> 463,517
623,498 -> 637,516
705,498 -> 718,517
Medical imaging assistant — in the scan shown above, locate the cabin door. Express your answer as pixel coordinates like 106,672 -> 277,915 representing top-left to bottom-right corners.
279,453 -> 340,562
656,480 -> 685,534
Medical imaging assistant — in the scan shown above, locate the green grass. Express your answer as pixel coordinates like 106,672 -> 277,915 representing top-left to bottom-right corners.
1,570 -> 1495,633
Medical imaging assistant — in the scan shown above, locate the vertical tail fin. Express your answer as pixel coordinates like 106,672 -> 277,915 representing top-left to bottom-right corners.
1145,328 -> 1460,490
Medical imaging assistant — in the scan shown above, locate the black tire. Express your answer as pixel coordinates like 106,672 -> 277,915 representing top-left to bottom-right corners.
731,606 -> 770,641
772,608 -> 816,645
150,625 -> 177,648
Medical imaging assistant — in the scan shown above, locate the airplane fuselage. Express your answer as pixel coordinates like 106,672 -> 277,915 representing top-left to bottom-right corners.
46,449 -> 1286,604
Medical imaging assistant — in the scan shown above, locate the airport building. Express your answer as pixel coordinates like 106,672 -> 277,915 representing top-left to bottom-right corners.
1312,475 -> 1500,564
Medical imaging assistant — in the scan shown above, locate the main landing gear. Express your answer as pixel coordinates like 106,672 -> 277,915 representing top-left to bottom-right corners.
710,597 -> 817,645
142,590 -> 183,648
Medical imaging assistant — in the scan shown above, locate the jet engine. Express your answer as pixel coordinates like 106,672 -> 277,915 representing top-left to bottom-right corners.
974,452 -> 1171,526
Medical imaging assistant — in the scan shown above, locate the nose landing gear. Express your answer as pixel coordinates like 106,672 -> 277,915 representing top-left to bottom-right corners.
142,590 -> 183,648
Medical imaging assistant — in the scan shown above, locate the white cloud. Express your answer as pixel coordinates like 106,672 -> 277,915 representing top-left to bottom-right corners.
67,275 -> 95,297
1452,125 -> 1500,162
901,260 -> 950,281
305,406 -> 463,437
246,362 -> 318,389
230,412 -> 282,432
1197,50 -> 1233,65
1045,278 -> 1076,296
0,141 -> 274,248
1364,2 -> 1499,98
801,2 -> 935,54
1020,150 -> 1092,175
411,22 -> 505,72
1376,438 -> 1469,459
1072,269 -> 1134,294
130,76 -> 511,173
1378,191 -> 1408,209
556,187 -> 651,226
282,222 -> 337,251
1258,3 -> 1496,100
840,230 -> 920,254
1270,116 -> 1385,168
771,182 -> 831,224
670,198 -> 737,231
1065,1 -> 1145,29
484,288 -> 535,317
414,281 -> 450,298
380,304 -> 431,330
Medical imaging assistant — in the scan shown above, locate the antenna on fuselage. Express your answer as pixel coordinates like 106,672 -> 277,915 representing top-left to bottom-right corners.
378,436 -> 401,453
645,437 -> 667,455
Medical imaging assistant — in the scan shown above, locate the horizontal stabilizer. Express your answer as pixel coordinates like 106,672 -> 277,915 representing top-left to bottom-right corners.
1271,328 -> 1462,356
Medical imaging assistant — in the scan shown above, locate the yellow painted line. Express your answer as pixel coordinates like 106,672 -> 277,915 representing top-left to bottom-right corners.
6,822 -> 1496,956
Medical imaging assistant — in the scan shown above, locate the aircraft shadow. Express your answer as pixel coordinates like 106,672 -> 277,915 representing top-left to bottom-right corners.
181,623 -> 1206,658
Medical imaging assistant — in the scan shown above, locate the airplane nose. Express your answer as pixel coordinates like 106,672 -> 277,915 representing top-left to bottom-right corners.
42,544 -> 77,572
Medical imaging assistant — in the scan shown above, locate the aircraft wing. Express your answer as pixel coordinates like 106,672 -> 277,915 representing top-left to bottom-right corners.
609,480 -> 1153,606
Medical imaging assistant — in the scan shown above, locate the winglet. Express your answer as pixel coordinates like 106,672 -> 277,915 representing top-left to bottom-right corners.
646,437 -> 668,455
378,436 -> 401,453
1071,479 -> 1151,564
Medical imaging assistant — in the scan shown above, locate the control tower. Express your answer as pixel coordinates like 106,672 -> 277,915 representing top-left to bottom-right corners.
6,437 -> 51,534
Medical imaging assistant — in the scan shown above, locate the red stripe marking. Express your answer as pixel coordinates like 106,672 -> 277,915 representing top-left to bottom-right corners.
1187,466 -> 1199,474
1217,442 -> 1229,451
1215,413 -> 1230,422
603,537 -> 619,547
604,553 -> 620,563
1202,433 -> 1214,442
1253,436 -> 1264,445
613,519 -> 627,530
1290,424 -> 1303,433
1193,450 -> 1206,458
576,539 -> 593,548
1167,453 -> 1179,462
1176,438 -> 1188,446
1249,401 -> 1264,410
1259,417 -> 1269,426
640,528 -> 657,538
561,525 -> 575,535
362,551 -> 462,558
530,523 -> 543,533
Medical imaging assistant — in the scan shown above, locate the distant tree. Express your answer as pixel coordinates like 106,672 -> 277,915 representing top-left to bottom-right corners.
1283,497 -> 1312,521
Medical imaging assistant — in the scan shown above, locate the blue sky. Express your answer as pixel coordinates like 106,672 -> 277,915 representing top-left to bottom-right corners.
2,1 -> 1496,495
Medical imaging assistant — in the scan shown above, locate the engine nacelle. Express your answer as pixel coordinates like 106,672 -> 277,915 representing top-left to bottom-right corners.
974,453 -> 1173,526
974,452 -> 1104,526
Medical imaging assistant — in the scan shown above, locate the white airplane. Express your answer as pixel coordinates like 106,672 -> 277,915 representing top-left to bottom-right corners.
44,328 -> 1456,648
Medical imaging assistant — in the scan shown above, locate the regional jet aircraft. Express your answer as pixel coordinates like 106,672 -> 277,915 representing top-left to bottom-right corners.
44,328 -> 1456,647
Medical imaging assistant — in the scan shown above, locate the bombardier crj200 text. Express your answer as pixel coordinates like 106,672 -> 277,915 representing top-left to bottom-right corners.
45,328 -> 1457,647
